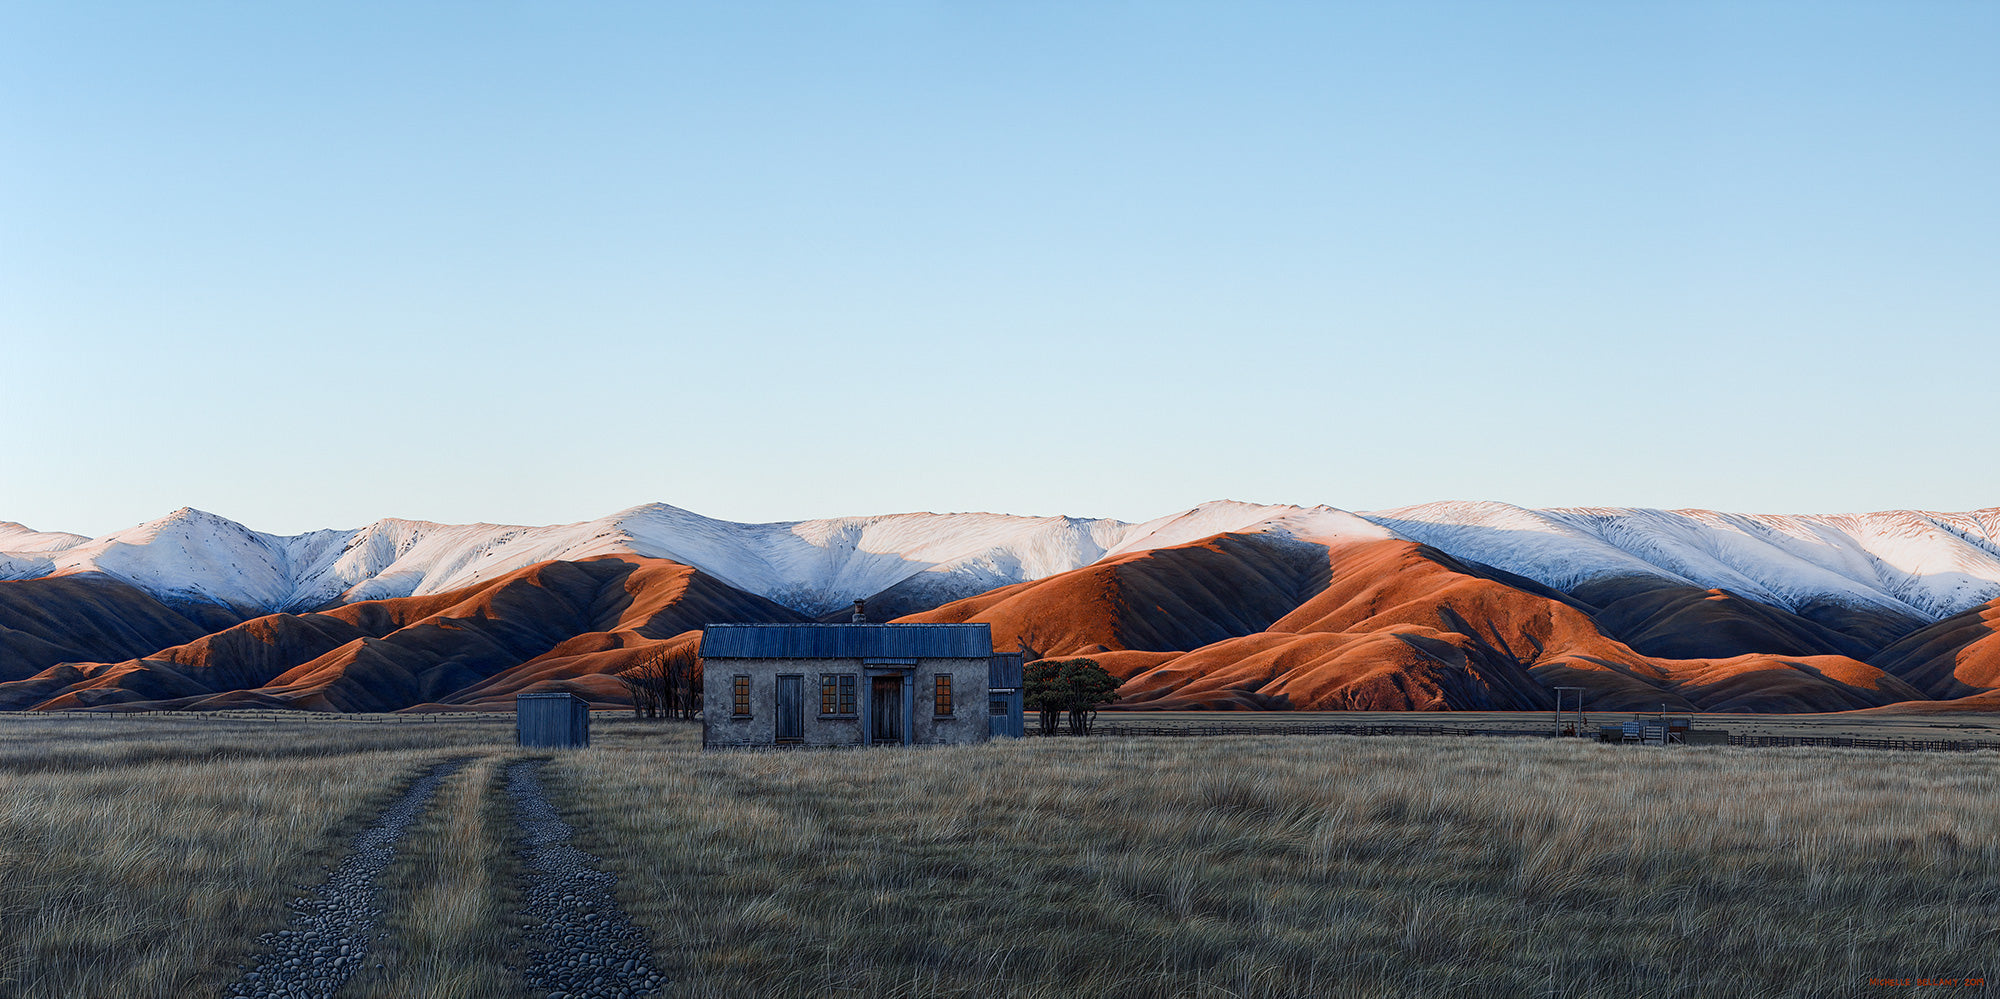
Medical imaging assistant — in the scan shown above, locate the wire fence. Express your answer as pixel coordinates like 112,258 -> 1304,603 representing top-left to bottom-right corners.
1082,721 -> 1996,754
23,710 -> 515,723
20,711 -> 1997,753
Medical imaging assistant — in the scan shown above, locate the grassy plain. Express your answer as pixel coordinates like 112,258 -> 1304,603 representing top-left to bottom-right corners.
566,723 -> 2000,999
0,713 -> 516,999
1091,709 -> 2000,743
2,712 -> 1996,998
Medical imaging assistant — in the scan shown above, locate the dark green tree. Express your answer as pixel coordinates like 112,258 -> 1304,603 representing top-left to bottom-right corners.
1023,657 -> 1120,735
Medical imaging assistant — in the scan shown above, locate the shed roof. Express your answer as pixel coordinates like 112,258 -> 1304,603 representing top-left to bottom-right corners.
700,623 -> 993,660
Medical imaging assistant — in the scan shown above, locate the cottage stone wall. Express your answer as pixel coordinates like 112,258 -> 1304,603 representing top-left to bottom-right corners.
701,655 -> 989,748
910,657 -> 989,747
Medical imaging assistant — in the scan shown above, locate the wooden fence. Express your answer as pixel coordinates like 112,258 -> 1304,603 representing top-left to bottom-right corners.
1724,733 -> 1988,753
1085,722 -> 1995,754
1091,722 -> 1539,739
26,711 -> 514,722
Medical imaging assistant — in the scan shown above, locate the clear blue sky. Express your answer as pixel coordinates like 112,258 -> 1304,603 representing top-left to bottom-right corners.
4,2 -> 1995,536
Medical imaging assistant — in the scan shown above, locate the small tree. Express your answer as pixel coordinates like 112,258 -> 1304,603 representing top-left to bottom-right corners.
667,644 -> 703,719
618,644 -> 702,720
619,657 -> 662,718
1024,657 -> 1120,736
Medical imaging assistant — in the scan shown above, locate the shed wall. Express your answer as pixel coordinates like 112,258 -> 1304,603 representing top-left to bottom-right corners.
516,693 -> 590,748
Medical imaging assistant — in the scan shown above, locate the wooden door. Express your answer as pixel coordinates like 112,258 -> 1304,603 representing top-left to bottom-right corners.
775,674 -> 804,743
871,676 -> 902,744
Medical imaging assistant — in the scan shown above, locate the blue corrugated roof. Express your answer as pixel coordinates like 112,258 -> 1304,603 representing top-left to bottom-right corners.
700,623 -> 994,660
988,652 -> 1023,689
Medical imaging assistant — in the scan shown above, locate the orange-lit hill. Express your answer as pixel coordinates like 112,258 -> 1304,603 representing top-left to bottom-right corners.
0,574 -> 243,683
0,555 -> 803,712
901,533 -> 1930,712
1870,596 -> 2000,699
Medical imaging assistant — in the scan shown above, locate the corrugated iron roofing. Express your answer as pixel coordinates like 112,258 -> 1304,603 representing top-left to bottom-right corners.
989,651 -> 1024,689
701,623 -> 994,660
515,691 -> 590,748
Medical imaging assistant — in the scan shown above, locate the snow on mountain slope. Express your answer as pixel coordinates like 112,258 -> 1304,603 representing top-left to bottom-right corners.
0,522 -> 88,552
0,504 -> 1143,617
0,522 -> 88,580
1363,502 -> 2000,620
614,505 -> 1135,615
1101,501 -> 1392,559
5,499 -> 1998,624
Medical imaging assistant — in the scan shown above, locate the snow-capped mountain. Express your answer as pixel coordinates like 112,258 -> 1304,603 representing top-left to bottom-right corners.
3,499 -> 1997,622
1363,502 -> 2000,621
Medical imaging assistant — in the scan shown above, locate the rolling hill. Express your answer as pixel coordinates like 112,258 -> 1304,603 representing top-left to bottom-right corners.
2,499 -> 1996,713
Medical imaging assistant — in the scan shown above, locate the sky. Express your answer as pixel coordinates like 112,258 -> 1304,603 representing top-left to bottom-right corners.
4,1 -> 1995,537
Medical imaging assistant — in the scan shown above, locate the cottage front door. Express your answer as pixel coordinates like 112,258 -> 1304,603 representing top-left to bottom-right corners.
775,674 -> 803,743
870,676 -> 903,744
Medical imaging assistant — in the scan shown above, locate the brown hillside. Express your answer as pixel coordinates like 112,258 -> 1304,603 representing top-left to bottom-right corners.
902,532 -> 1329,655
1569,576 -> 1888,660
6,556 -> 803,712
1871,597 -> 2000,698
0,574 -> 238,683
906,534 -> 1929,713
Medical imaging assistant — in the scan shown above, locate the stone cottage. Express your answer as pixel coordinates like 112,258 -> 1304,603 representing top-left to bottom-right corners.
698,622 -> 999,748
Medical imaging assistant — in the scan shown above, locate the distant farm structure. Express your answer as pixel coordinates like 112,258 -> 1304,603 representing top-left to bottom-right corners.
516,691 -> 591,748
987,651 -> 1025,739
699,621 -> 1008,749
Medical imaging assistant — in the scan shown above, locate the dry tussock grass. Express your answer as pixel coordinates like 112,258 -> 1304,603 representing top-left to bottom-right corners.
559,728 -> 2000,999
0,713 -> 509,772
2,713 -> 1994,998
0,714 -> 515,999
347,755 -> 527,999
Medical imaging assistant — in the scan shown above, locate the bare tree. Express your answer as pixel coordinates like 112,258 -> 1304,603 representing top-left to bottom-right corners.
661,644 -> 701,720
619,645 -> 703,720
619,656 -> 663,718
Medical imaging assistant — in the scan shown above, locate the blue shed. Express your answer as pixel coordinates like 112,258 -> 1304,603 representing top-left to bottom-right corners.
516,691 -> 591,748
988,651 -> 1024,738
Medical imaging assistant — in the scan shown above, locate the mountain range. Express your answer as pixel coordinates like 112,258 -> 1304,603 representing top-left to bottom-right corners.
3,500 -> 1997,713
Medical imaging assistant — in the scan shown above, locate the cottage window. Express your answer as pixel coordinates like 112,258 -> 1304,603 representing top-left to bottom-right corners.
933,673 -> 953,716
732,675 -> 751,717
820,673 -> 858,716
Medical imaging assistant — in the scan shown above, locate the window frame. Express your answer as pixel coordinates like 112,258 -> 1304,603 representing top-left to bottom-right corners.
732,674 -> 751,717
818,673 -> 858,717
933,673 -> 953,716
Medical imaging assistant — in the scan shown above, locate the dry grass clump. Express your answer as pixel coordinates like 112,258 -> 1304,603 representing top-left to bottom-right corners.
347,756 -> 528,999
0,716 -> 515,999
3,713 -> 1994,998
556,729 -> 2000,999
0,712 -> 513,772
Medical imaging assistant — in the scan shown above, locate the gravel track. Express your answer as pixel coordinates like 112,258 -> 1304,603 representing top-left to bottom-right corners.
224,755 -> 475,999
507,758 -> 666,999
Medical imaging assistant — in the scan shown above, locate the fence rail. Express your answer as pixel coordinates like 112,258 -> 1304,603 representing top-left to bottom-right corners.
1092,722 -> 1541,739
21,711 -> 513,722
1085,722 -> 1994,754
1724,733 -> 1987,753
